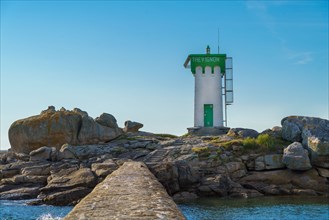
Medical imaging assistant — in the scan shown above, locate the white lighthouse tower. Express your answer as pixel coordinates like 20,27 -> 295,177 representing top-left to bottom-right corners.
184,46 -> 233,135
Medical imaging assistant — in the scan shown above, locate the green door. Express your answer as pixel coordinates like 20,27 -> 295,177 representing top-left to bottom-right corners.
204,104 -> 213,127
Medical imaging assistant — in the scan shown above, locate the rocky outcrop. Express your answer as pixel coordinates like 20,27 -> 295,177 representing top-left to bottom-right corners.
261,126 -> 282,139
8,106 -> 123,154
38,167 -> 97,205
41,187 -> 93,206
0,134 -> 165,205
282,120 -> 302,142
172,191 -> 198,202
316,167 -> 329,178
239,169 -> 328,195
225,162 -> 247,180
0,160 -> 52,200
198,174 -> 232,196
227,128 -> 259,138
123,120 -> 143,132
91,159 -> 118,178
0,186 -> 41,200
254,154 -> 285,171
29,146 -> 56,161
1,115 -> 328,208
281,116 -> 329,168
282,142 -> 312,171
9,107 -> 81,154
95,113 -> 118,128
76,109 -> 122,145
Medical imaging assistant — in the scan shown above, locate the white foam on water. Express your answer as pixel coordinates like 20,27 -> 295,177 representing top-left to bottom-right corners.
37,213 -> 63,220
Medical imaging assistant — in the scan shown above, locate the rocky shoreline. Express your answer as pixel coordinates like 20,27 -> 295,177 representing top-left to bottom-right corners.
1,107 -> 328,206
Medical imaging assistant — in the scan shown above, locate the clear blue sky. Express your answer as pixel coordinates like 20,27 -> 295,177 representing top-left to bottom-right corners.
1,1 -> 328,150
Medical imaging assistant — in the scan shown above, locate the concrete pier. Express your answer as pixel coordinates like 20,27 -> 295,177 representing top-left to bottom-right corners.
64,161 -> 186,220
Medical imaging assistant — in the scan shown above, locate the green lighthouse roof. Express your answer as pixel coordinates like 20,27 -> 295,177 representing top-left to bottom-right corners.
184,47 -> 227,74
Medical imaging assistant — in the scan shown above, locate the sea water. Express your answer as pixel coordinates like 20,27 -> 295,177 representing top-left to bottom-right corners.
0,196 -> 328,220
0,200 -> 72,220
179,196 -> 329,220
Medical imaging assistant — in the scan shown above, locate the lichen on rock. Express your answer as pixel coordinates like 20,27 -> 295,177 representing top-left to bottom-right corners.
8,106 -> 123,154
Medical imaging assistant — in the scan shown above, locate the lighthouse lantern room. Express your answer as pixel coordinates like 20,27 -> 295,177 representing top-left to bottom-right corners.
184,46 -> 233,134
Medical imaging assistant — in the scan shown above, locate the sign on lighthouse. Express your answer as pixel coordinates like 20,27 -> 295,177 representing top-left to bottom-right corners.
184,46 -> 233,135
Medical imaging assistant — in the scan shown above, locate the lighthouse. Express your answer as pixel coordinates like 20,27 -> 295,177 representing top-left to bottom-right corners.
184,46 -> 233,135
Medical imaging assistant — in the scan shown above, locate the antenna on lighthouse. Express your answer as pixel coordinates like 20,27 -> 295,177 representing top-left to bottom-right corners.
217,28 -> 220,54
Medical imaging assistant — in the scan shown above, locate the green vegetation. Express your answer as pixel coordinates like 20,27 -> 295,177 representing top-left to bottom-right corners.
206,137 -> 244,150
192,146 -> 209,153
242,134 -> 289,153
221,139 -> 244,149
242,137 -> 258,149
203,134 -> 291,154
191,146 -> 211,157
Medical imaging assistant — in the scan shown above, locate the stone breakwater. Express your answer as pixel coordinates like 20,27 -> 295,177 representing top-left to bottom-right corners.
64,162 -> 185,220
